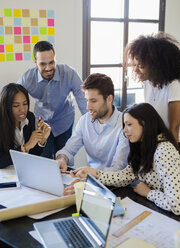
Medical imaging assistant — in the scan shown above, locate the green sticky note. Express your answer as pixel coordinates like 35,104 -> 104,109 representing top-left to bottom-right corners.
40,27 -> 47,35
6,53 -> 14,61
0,36 -> 4,44
4,8 -> 12,17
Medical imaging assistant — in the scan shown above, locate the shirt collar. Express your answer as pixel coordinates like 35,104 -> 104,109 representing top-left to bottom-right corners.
37,66 -> 60,83
19,118 -> 29,130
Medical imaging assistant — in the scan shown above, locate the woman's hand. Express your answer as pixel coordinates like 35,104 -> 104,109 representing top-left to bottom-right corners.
63,179 -> 81,196
24,129 -> 43,152
70,167 -> 100,179
133,182 -> 151,197
37,120 -> 51,145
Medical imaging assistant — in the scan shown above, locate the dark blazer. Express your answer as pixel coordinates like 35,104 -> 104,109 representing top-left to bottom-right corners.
0,111 -> 43,169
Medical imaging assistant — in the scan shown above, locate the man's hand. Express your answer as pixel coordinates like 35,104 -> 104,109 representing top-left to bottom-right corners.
133,182 -> 151,197
70,167 -> 99,179
56,154 -> 69,172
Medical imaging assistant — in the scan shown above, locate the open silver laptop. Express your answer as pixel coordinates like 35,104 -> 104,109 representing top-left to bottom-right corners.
34,174 -> 116,248
10,149 -> 73,196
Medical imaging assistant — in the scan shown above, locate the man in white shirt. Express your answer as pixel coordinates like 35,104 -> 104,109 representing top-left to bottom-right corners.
56,73 -> 129,172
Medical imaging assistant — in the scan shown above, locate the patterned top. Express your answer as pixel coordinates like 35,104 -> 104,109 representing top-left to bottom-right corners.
99,139 -> 180,215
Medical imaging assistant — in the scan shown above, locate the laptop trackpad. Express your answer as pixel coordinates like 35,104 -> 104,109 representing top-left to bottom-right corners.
43,231 -> 63,245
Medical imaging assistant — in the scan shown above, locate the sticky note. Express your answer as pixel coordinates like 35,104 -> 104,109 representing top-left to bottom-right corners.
0,53 -> 5,61
22,27 -> 30,35
48,19 -> 54,26
31,18 -> 38,26
22,18 -> 30,26
6,44 -> 13,52
22,9 -> 30,17
4,8 -> 12,17
0,27 -> 4,35
23,36 -> 30,43
0,45 -> 4,52
14,27 -> 21,35
31,27 -> 38,35
40,27 -> 47,35
31,35 -> 39,43
48,35 -> 55,44
4,17 -> 13,26
6,53 -> 14,61
14,44 -> 23,52
0,17 -> 3,25
30,9 -> 38,18
5,35 -> 13,44
48,27 -> 55,35
47,10 -> 54,18
14,17 -> 21,26
14,36 -> 22,43
39,10 -> 46,18
0,8 -> 3,17
0,36 -> 4,44
14,9 -> 21,17
23,52 -> 31,60
15,53 -> 23,60
23,44 -> 31,52
39,18 -> 47,26
39,35 -> 47,41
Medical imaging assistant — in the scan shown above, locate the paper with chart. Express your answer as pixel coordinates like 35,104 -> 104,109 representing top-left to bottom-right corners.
108,197 -> 180,248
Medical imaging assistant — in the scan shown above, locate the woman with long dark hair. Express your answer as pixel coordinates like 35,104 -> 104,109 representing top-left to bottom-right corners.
68,103 -> 180,215
0,83 -> 51,168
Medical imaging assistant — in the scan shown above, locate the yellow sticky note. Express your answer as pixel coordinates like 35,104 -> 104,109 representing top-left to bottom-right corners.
31,35 -> 39,44
22,17 -> 30,26
30,9 -> 38,18
14,44 -> 23,52
0,54 -> 5,62
6,44 -> 13,52
4,17 -> 13,26
48,27 -> 55,35
14,9 -> 21,17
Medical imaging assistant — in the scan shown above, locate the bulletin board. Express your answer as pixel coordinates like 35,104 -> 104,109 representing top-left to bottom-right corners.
0,8 -> 55,62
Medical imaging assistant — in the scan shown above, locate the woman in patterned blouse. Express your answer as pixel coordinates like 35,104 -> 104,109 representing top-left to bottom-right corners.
68,103 -> 180,215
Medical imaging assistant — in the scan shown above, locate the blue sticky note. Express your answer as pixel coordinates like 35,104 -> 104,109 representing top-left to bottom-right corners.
113,197 -> 125,217
47,10 -> 55,18
0,27 -> 4,35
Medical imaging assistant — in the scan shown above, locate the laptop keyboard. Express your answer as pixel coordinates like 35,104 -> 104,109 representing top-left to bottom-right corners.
54,219 -> 93,248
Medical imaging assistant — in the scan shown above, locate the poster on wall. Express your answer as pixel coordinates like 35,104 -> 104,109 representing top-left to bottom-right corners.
0,8 -> 55,62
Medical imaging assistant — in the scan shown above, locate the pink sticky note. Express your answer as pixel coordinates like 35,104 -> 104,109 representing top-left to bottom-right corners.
15,53 -> 23,61
14,27 -> 21,35
23,36 -> 30,43
48,19 -> 54,26
0,45 -> 4,53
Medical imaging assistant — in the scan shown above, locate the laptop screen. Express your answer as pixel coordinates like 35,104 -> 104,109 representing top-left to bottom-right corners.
80,175 -> 116,240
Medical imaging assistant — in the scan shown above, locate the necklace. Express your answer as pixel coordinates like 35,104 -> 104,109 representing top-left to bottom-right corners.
151,86 -> 156,101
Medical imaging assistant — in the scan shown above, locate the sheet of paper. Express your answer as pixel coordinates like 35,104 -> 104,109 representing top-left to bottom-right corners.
108,197 -> 180,248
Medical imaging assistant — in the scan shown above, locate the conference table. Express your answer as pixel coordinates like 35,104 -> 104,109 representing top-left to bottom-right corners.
0,185 -> 179,248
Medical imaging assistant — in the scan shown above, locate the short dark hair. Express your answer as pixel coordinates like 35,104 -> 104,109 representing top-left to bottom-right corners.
33,41 -> 55,59
0,83 -> 30,152
123,103 -> 179,174
124,32 -> 180,88
82,73 -> 114,100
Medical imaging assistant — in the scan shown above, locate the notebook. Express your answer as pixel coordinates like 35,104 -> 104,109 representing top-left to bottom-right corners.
9,150 -> 73,196
34,174 -> 116,248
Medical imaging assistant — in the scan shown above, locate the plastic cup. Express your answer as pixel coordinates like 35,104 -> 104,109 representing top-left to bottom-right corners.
74,182 -> 85,213
174,230 -> 180,248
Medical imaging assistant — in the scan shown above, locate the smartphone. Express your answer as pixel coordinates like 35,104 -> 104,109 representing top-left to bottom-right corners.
0,182 -> 20,190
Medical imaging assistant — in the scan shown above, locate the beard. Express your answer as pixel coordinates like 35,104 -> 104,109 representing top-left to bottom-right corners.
91,108 -> 109,122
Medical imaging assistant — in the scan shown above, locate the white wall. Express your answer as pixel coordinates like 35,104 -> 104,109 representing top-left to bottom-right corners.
165,0 -> 180,42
